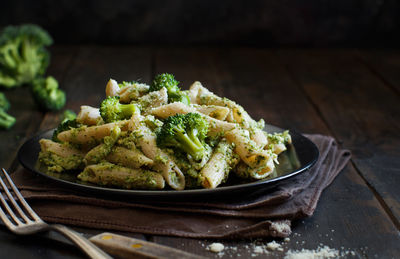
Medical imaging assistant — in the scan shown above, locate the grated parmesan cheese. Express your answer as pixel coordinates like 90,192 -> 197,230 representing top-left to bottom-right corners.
208,242 -> 225,253
266,240 -> 282,251
284,245 -> 339,259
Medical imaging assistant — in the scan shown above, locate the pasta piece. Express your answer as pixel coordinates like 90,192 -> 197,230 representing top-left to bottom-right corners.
266,130 -> 292,154
225,128 -> 271,168
84,126 -> 121,165
78,162 -> 165,189
129,115 -> 185,190
135,87 -> 168,114
193,104 -> 230,121
119,82 -> 150,103
249,127 -> 268,148
105,79 -> 119,97
150,103 -> 236,136
200,140 -> 239,189
106,146 -> 153,169
106,79 -> 150,103
190,81 -> 259,128
150,102 -> 196,118
188,81 -> 202,104
205,114 -> 236,136
57,120 -> 128,145
234,158 -> 275,180
40,139 -> 85,157
38,139 -> 85,172
272,143 -> 287,155
76,105 -> 102,126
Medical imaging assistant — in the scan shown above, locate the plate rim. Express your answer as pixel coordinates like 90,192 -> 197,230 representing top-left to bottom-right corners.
17,125 -> 319,198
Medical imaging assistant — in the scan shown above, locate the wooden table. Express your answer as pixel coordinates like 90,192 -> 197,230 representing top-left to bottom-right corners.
0,47 -> 399,258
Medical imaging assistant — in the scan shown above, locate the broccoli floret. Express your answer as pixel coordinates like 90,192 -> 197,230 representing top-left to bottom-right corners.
31,76 -> 65,111
150,73 -> 190,105
62,109 -> 76,122
0,24 -> 53,88
156,113 -> 209,161
52,119 -> 80,142
100,96 -> 137,123
118,80 -> 138,88
0,92 -> 10,111
0,92 -> 15,129
51,110 -> 78,142
0,109 -> 16,129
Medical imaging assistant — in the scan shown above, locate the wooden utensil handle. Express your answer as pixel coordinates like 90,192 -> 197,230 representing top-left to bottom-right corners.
89,232 -> 206,259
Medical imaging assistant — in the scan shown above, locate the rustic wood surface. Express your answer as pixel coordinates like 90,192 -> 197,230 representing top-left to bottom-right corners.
0,47 -> 399,258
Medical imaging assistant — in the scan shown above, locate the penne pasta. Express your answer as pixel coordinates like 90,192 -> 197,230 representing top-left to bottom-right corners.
40,139 -> 85,158
57,120 -> 128,145
78,162 -> 165,189
105,79 -> 119,97
135,87 -> 168,113
76,105 -> 102,126
189,81 -> 260,128
39,139 -> 85,172
224,128 -> 271,168
193,104 -> 230,121
118,82 -> 150,103
105,78 -> 150,103
234,157 -> 275,180
129,115 -> 186,190
106,146 -> 153,169
150,102 -> 196,118
200,140 -> 239,189
84,126 -> 121,165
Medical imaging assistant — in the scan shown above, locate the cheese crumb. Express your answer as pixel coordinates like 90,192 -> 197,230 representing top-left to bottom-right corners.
266,240 -> 282,251
284,245 -> 339,259
208,242 -> 225,253
253,246 -> 265,254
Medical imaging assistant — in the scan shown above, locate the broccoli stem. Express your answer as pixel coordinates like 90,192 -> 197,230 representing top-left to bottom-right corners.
174,127 -> 205,160
0,109 -> 16,129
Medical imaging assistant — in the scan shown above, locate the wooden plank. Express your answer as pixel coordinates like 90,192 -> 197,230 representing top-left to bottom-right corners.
150,48 -> 400,258
356,49 -> 400,94
279,49 -> 400,225
0,46 -> 76,171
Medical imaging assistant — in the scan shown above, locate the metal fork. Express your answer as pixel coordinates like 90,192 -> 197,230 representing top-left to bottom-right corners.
0,168 -> 112,259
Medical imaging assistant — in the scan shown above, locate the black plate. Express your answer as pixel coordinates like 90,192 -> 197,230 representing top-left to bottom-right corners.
18,125 -> 319,199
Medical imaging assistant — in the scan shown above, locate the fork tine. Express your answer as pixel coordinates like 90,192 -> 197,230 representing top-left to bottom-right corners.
0,201 -> 17,229
0,170 -> 32,223
1,168 -> 41,222
0,183 -> 22,226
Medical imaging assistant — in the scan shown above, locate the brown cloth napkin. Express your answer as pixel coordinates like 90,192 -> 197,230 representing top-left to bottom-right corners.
11,134 -> 350,239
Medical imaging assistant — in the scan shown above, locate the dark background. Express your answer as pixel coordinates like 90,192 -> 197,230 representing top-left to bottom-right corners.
1,0 -> 399,47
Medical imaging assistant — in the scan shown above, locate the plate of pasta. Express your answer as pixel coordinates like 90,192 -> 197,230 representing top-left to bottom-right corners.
18,74 -> 319,198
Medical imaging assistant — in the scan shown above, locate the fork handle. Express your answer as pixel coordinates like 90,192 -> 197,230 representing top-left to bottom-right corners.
50,224 -> 112,259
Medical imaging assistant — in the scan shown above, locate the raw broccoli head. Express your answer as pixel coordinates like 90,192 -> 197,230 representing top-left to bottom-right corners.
31,76 -> 66,111
0,92 -> 10,111
100,96 -> 137,123
0,92 -> 15,129
0,109 -> 16,130
150,73 -> 190,105
156,113 -> 209,161
0,24 -> 53,88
